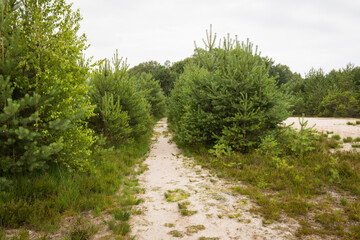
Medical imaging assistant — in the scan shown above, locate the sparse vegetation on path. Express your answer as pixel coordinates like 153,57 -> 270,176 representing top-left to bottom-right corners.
130,118 -> 296,239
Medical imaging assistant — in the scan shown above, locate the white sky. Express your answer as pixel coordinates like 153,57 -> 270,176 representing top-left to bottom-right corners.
68,0 -> 360,76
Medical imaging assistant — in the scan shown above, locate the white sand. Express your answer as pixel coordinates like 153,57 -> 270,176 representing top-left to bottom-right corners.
130,118 -> 297,240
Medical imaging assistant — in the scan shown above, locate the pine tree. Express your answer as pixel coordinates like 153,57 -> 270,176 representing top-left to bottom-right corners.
136,72 -> 166,117
168,28 -> 291,152
89,52 -> 151,144
0,76 -> 65,180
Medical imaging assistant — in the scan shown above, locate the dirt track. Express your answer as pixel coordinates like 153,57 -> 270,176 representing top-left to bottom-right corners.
130,118 -> 297,240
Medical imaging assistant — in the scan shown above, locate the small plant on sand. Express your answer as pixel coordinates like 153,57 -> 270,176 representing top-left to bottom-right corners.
347,121 -> 360,126
168,230 -> 184,238
185,225 -> 205,235
164,189 -> 190,202
343,137 -> 353,143
108,220 -> 131,236
164,223 -> 175,228
198,237 -> 220,240
331,134 -> 341,140
113,209 -> 131,221
69,218 -> 98,240
178,201 -> 197,216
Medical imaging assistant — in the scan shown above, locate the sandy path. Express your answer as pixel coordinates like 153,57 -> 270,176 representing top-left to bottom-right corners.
130,118 -> 296,240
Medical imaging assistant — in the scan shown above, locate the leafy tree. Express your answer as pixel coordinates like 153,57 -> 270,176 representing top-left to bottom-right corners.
129,61 -> 175,95
168,28 -> 291,153
0,0 -> 95,176
290,64 -> 360,117
319,91 -> 359,117
265,58 -> 301,87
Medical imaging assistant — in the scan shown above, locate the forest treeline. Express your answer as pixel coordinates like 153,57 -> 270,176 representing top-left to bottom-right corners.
1,0 -> 360,238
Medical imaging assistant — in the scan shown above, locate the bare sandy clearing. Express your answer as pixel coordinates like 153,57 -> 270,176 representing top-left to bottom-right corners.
283,117 -> 360,139
284,117 -> 360,151
130,118 -> 297,240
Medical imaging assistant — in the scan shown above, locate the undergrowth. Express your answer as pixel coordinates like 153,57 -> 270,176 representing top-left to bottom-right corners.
178,123 -> 360,239
0,128 -> 153,238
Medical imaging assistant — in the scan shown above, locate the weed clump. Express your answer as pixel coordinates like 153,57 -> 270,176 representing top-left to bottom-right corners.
164,189 -> 190,202
185,225 -> 205,235
108,220 -> 131,236
343,137 -> 353,143
178,201 -> 197,216
168,230 -> 184,238
69,218 -> 98,240
331,134 -> 341,140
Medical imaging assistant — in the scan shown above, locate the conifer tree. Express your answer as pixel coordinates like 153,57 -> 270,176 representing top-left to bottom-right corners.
136,72 -> 166,117
168,28 -> 291,153
89,51 -> 151,144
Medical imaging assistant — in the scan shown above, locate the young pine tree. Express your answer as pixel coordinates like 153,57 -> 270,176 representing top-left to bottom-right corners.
168,28 -> 291,153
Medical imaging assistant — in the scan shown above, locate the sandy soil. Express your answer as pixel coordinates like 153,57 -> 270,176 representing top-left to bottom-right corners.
130,118 -> 297,240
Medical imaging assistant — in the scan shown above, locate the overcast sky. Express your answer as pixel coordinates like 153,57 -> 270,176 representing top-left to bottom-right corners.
68,0 -> 360,76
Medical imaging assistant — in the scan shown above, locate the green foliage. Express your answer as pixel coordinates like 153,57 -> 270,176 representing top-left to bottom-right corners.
319,91 -> 359,117
185,121 -> 360,239
0,0 -> 95,182
88,52 -> 151,144
136,72 -> 166,117
0,130 -> 152,231
69,218 -> 97,240
0,76 -> 64,178
265,58 -> 302,87
168,28 -> 291,152
343,137 -> 353,143
129,60 -> 175,95
290,64 -> 360,117
331,134 -> 341,140
108,221 -> 130,236
289,116 -> 319,158
164,189 -> 190,202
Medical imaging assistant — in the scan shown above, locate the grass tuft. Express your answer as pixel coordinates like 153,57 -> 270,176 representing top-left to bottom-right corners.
168,230 -> 184,238
185,225 -> 205,235
164,189 -> 190,202
108,220 -> 131,236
